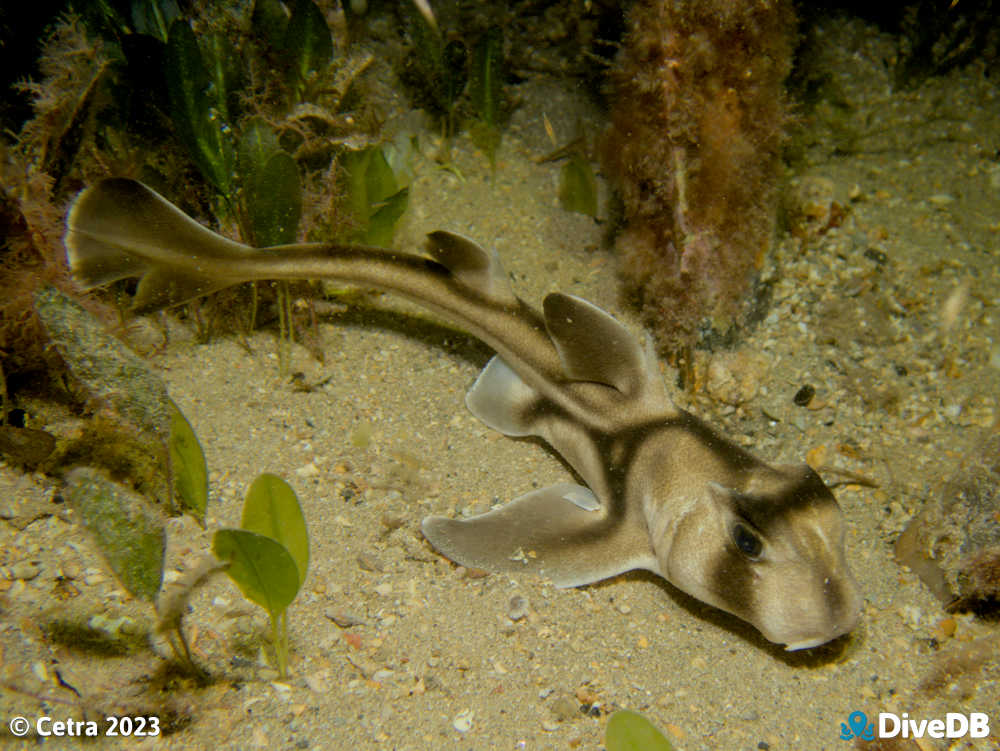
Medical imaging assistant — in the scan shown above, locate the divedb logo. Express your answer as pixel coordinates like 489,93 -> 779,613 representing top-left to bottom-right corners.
840,710 -> 991,741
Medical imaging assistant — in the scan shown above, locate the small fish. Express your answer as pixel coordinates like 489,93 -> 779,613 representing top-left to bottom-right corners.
64,178 -> 862,649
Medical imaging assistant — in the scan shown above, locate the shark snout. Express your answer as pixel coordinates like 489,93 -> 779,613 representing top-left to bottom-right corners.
756,565 -> 863,650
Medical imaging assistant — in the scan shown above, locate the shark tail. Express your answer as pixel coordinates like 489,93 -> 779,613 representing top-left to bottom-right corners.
64,178 -> 253,311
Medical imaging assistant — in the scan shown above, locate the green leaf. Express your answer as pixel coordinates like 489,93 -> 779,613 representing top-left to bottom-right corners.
283,0 -> 333,103
202,31 -> 242,122
367,187 -> 409,247
66,468 -> 166,601
130,0 -> 180,41
364,148 -> 399,207
605,710 -> 675,751
165,19 -> 234,197
242,474 -> 309,585
342,147 -> 372,221
244,151 -> 302,247
383,133 -> 418,190
168,399 -> 207,522
238,118 -> 281,188
340,146 -> 408,245
237,120 -> 301,246
470,26 -> 503,129
406,6 -> 467,118
559,154 -> 598,217
214,529 -> 301,617
251,0 -> 289,51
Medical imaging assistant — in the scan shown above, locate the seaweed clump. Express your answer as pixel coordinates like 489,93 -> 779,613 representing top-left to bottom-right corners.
894,0 -> 1000,88
3,2 -> 399,367
895,431 -> 1000,619
0,155 -> 86,381
601,0 -> 795,366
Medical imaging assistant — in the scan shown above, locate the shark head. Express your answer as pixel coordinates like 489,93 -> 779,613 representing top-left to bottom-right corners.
648,437 -> 862,650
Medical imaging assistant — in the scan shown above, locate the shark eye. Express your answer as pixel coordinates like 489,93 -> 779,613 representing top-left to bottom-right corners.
731,522 -> 763,559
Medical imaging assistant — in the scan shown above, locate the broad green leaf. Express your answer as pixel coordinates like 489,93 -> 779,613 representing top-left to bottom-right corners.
66,468 -> 166,601
130,0 -> 180,41
165,19 -> 234,197
168,399 -> 207,521
238,118 -> 280,190
605,710 -> 675,751
559,154 -> 598,217
342,147 -> 372,221
244,151 -> 302,247
383,133 -> 418,190
367,187 -> 409,246
284,0 -> 333,103
34,287 -> 171,440
469,26 -> 504,168
341,146 -> 409,244
364,148 -> 398,208
202,31 -> 242,122
242,474 -> 309,585
214,528 -> 301,617
251,0 -> 289,51
470,26 -> 503,129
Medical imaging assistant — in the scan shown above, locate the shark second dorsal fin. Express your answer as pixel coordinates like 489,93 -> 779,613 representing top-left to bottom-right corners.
424,231 -> 518,306
542,293 -> 648,396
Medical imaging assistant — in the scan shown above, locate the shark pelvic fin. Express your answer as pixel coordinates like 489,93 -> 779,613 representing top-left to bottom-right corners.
465,355 -> 538,437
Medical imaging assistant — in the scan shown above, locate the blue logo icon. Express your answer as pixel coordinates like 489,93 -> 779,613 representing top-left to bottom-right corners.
841,711 -> 875,741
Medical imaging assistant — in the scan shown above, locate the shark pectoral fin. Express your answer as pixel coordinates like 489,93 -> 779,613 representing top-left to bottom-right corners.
421,483 -> 657,588
542,293 -> 649,396
424,231 -> 518,305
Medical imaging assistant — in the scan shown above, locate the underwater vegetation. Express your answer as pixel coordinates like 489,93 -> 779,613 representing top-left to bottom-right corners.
601,0 -> 794,367
32,286 -> 311,678
0,148 -> 86,383
213,473 -> 309,679
399,4 -> 508,167
605,709 -> 675,750
895,431 -> 1000,618
894,0 -> 1000,88
7,0 -> 408,361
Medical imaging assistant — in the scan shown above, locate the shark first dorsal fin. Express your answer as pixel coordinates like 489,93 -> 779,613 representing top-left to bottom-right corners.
542,293 -> 648,396
424,231 -> 518,306
421,483 -> 658,588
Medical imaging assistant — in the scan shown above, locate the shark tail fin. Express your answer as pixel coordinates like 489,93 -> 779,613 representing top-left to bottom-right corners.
64,178 -> 249,311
